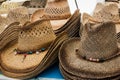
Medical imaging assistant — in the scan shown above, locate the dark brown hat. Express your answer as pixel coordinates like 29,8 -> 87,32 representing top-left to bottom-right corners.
59,15 -> 120,79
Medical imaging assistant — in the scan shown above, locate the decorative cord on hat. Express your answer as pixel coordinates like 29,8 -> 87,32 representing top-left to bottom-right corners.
13,47 -> 47,62
76,49 -> 120,62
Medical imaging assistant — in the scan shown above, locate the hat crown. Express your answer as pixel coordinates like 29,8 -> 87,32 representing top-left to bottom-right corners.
7,7 -> 29,25
93,2 -> 119,22
44,0 -> 71,19
79,22 -> 118,60
18,20 -> 56,52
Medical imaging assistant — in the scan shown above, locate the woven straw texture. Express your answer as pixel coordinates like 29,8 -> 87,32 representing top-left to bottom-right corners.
59,37 -> 120,79
7,6 -> 30,25
0,10 -> 81,79
45,0 -> 71,20
93,2 -> 119,21
0,15 -> 7,34
23,0 -> 47,8
59,11 -> 120,79
18,20 -> 56,52
79,22 -> 117,59
93,2 -> 120,33
31,0 -> 71,31
0,31 -> 68,79
0,19 -> 56,73
31,8 -> 69,31
0,2 -> 20,14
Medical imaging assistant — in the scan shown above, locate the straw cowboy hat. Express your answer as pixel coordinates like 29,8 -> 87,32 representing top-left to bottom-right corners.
0,6 -> 29,49
31,0 -> 71,33
31,10 -> 78,35
44,0 -> 71,20
0,1 -> 21,14
22,0 -> 48,14
93,2 -> 120,33
59,13 -> 120,79
1,20 -> 65,79
6,6 -> 29,25
31,0 -> 71,21
0,6 -> 30,40
0,9 -> 81,79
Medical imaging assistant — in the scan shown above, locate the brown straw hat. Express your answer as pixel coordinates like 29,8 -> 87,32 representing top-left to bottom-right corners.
23,0 -> 48,14
59,13 -> 120,79
59,64 -> 120,80
7,6 -> 30,25
0,19 -> 56,78
93,2 -> 120,33
0,2 -> 21,14
29,9 -> 79,36
0,10 -> 81,79
0,22 -> 20,50
44,0 -> 71,20
0,7 -> 29,49
31,0 -> 71,33
31,9 -> 70,31
0,10 -> 80,79
0,32 -> 68,79
93,2 -> 119,22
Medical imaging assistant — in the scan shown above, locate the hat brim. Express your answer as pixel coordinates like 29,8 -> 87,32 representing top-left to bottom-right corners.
59,64 -> 120,80
31,8 -> 70,31
59,38 -> 120,79
0,40 -> 48,73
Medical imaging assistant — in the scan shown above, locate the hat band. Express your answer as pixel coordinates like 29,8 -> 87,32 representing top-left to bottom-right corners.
13,47 -> 47,55
13,47 -> 47,62
76,49 -> 120,62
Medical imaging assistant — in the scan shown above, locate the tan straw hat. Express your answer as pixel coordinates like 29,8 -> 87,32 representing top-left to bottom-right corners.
31,0 -> 71,33
28,9 -> 79,36
0,9 -> 81,79
23,0 -> 48,14
0,1 -> 81,79
0,2 -> 21,14
0,6 -> 29,50
6,6 -> 29,25
93,2 -> 120,33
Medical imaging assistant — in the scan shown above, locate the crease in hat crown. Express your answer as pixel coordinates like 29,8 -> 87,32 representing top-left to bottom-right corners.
77,21 -> 118,61
17,19 -> 56,52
